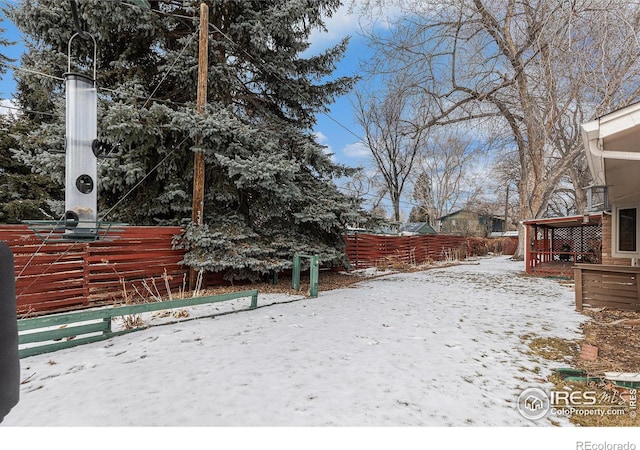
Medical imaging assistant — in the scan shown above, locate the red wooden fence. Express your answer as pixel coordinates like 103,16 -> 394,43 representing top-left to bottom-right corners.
3,225 -> 186,315
1,225 -> 517,315
345,233 -> 468,269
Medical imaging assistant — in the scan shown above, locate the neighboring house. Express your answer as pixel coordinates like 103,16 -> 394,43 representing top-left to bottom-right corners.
399,222 -> 437,236
437,210 -> 502,237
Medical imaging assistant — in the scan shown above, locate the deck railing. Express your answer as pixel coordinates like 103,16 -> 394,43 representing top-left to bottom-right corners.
574,264 -> 640,311
527,250 -> 600,278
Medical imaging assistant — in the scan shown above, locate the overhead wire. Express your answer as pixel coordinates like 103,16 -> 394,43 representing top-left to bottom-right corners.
0,61 -> 191,111
98,136 -> 190,222
203,20 -> 424,212
206,20 -> 367,143
14,215 -> 81,290
133,2 -> 420,213
6,1 -> 418,216
4,0 -> 381,162
2,63 -> 65,81
141,30 -> 197,109
0,102 -> 57,117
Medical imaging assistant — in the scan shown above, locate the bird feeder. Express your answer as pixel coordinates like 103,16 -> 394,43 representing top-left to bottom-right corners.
63,32 -> 98,239
23,15 -> 123,242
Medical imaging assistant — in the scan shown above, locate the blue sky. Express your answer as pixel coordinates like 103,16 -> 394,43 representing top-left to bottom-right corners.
0,1 -> 22,102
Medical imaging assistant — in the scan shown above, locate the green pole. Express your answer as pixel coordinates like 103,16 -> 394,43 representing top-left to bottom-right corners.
292,254 -> 301,290
309,255 -> 319,298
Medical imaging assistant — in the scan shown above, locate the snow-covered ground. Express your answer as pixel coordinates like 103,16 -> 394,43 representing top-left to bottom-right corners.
3,256 -> 589,429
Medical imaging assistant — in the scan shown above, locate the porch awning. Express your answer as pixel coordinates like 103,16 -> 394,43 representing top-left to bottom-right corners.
581,102 -> 640,203
522,213 -> 602,228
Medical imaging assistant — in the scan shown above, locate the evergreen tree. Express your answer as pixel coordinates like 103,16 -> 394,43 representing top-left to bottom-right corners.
8,0 -> 366,280
0,114 -> 63,223
0,16 -> 62,223
409,171 -> 435,225
0,16 -> 12,84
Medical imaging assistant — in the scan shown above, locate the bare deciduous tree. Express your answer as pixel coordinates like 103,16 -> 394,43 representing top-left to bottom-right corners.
354,73 -> 426,222
412,129 -> 487,226
357,0 -> 640,256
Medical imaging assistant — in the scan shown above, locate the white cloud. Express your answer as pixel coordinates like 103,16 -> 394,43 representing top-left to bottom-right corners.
306,4 -> 361,54
314,130 -> 329,144
342,141 -> 370,159
0,99 -> 17,117
314,130 -> 336,162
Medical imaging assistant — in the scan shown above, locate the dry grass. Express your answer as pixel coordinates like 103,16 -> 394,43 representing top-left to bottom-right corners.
523,307 -> 640,426
577,308 -> 640,374
522,334 -> 581,363
120,314 -> 143,330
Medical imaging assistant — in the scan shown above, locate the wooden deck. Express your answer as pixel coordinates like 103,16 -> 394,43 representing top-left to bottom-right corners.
529,260 -> 576,278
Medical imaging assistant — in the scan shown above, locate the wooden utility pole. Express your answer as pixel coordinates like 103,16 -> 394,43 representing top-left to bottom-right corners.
503,183 -> 510,233
190,2 -> 209,290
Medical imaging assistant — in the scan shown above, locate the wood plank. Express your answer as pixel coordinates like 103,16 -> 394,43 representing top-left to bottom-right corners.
583,285 -> 639,299
584,273 -> 638,283
583,291 -> 637,304
582,280 -> 637,293
583,273 -> 637,284
17,297 -> 87,315
19,321 -> 110,344
582,299 -> 640,311
16,287 -> 87,303
575,267 -> 583,311
19,331 -> 129,358
18,289 -> 259,331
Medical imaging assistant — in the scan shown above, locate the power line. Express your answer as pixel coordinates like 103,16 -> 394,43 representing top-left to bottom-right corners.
1,60 -> 191,109
4,3 -> 366,143
6,2 -> 392,213
0,102 -> 57,117
141,30 -> 197,109
206,21 -> 367,144
200,21 -> 420,210
98,136 -> 190,222
1,63 -> 65,81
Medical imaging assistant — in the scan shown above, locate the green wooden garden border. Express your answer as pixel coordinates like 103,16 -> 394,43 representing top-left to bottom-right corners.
18,289 -> 259,358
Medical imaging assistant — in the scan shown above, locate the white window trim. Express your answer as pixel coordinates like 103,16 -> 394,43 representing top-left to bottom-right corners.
612,204 -> 640,258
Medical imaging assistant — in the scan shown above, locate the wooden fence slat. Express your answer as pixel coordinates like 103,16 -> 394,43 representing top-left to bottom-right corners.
575,264 -> 640,312
1,224 -> 190,315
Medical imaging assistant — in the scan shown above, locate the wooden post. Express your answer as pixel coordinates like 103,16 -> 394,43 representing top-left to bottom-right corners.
309,255 -> 319,298
574,265 -> 583,311
525,223 -> 531,274
190,2 -> 209,290
503,183 -> 509,233
292,255 -> 301,291
292,254 -> 319,297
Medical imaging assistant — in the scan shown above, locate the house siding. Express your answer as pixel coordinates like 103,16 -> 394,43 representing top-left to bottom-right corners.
439,211 -> 493,237
601,213 -> 632,265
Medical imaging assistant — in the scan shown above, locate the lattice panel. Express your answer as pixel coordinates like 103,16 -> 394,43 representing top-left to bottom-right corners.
544,224 -> 602,263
